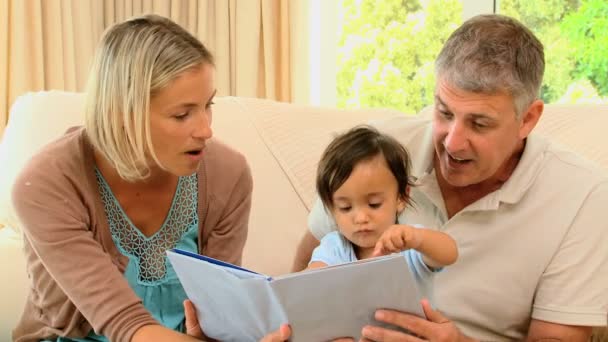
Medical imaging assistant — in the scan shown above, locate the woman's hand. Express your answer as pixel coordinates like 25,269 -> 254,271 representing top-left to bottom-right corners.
185,299 -> 293,342
184,299 -> 204,338
261,324 -> 292,341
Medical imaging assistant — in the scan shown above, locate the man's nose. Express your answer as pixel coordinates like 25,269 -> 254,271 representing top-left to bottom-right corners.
444,122 -> 467,152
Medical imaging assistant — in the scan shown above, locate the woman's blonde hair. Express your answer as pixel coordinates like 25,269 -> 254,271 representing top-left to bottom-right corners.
84,14 -> 213,181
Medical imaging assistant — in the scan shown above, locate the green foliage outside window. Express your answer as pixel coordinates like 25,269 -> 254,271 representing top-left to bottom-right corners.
336,0 -> 608,114
337,0 -> 462,114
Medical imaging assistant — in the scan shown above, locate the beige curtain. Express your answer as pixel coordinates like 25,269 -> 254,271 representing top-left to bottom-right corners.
0,0 -> 300,138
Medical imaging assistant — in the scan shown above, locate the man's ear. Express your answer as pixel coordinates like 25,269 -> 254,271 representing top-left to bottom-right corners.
519,99 -> 544,139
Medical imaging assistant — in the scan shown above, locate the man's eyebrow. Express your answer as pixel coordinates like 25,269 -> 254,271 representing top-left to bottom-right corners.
434,94 -> 493,119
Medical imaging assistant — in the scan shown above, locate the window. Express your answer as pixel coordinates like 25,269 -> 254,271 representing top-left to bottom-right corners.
317,0 -> 607,111
499,0 -> 608,105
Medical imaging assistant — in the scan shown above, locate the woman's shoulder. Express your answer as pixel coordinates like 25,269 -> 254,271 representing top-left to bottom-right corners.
199,138 -> 251,181
203,138 -> 247,166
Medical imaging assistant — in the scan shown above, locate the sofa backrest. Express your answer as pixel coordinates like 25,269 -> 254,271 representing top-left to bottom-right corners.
1,92 -> 607,275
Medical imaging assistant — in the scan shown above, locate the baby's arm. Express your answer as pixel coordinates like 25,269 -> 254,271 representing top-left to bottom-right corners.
373,224 -> 458,268
303,231 -> 345,271
306,261 -> 328,270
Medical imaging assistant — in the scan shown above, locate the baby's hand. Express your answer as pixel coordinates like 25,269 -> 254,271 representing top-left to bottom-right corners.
373,224 -> 422,257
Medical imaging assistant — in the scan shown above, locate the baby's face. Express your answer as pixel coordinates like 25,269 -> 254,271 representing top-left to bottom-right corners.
331,154 -> 405,258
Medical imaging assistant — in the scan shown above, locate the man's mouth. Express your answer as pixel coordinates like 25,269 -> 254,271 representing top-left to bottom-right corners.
447,152 -> 472,164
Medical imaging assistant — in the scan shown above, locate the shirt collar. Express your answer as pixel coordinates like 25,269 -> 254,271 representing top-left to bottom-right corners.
495,133 -> 548,204
412,127 -> 548,207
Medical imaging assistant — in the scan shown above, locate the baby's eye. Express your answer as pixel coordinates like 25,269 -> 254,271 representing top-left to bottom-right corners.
337,206 -> 351,213
369,202 -> 382,209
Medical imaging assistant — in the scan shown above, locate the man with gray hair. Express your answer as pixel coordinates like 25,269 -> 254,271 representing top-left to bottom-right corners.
293,14 -> 608,341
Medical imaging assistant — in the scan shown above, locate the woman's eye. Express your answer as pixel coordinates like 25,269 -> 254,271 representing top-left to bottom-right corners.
174,112 -> 189,120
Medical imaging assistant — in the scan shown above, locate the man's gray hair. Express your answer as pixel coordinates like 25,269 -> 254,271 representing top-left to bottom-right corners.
435,14 -> 544,116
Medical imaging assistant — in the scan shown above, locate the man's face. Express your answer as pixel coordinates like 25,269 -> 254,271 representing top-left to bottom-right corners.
432,79 -> 530,188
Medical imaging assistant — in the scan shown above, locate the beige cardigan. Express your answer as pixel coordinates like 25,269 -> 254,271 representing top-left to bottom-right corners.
11,128 -> 252,342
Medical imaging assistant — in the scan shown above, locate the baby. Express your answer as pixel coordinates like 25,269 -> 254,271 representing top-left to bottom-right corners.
307,126 -> 458,299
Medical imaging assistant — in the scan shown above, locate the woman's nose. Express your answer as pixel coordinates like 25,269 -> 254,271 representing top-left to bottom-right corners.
193,110 -> 213,140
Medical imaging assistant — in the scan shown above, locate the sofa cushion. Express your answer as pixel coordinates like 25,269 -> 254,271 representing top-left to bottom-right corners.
534,103 -> 608,171
0,91 -> 86,229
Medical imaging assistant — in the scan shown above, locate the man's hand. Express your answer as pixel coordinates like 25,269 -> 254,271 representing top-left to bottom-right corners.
361,299 -> 475,342
373,224 -> 422,257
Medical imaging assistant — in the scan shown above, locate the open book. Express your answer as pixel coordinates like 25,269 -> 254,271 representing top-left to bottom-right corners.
167,249 -> 426,342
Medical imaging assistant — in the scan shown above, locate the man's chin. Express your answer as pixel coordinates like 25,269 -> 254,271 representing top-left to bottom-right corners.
440,169 -> 478,188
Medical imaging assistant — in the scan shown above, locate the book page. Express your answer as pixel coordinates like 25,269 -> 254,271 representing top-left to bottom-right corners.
269,254 -> 424,341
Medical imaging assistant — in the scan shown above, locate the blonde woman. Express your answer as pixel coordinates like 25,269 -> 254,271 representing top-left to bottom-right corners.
11,15 -> 288,342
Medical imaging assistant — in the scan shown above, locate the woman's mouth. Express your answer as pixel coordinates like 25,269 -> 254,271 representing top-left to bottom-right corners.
185,149 -> 204,161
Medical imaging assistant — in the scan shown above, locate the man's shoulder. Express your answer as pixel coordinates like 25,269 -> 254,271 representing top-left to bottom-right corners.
371,115 -> 434,174
540,138 -> 608,186
371,115 -> 432,146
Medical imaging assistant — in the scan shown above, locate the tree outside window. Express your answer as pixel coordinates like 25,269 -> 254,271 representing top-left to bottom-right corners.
336,0 -> 608,114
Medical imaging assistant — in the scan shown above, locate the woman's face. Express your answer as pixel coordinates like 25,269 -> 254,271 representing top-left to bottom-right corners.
148,63 -> 216,177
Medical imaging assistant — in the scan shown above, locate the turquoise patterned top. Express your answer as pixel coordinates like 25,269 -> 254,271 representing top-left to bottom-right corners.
50,170 -> 199,341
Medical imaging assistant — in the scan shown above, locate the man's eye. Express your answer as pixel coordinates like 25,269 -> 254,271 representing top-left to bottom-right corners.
369,203 -> 382,209
472,121 -> 488,129
205,101 -> 215,109
438,110 -> 452,119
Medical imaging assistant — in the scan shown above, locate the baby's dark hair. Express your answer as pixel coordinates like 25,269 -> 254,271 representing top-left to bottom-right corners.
316,125 -> 414,209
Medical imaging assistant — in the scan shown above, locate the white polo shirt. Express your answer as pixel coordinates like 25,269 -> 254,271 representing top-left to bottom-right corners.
308,116 -> 608,341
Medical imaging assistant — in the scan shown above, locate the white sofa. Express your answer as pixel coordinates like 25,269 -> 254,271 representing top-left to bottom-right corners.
1,92 -> 607,340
